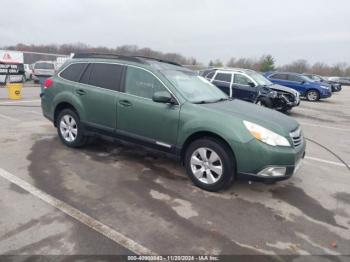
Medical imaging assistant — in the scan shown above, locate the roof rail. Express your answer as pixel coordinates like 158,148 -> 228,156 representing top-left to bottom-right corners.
132,55 -> 183,67
72,53 -> 146,64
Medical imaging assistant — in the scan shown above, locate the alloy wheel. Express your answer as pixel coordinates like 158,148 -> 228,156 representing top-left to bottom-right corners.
190,147 -> 223,184
59,114 -> 78,142
307,91 -> 318,101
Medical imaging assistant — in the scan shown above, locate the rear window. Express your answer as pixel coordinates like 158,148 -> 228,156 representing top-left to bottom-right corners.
214,73 -> 232,83
60,63 -> 87,82
35,62 -> 55,70
269,73 -> 288,80
83,63 -> 123,91
205,71 -> 215,79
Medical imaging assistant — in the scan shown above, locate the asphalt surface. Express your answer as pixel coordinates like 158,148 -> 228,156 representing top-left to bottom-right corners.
0,83 -> 349,259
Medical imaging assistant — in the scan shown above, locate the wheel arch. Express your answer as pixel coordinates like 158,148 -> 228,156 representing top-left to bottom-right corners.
180,131 -> 236,168
54,102 -> 78,127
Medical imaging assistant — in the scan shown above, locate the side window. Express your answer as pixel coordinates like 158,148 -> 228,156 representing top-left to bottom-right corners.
86,63 -> 123,91
214,73 -> 232,83
124,67 -> 166,99
288,75 -> 303,82
60,63 -> 87,82
270,73 -> 288,80
79,64 -> 92,85
205,71 -> 215,79
234,74 -> 251,85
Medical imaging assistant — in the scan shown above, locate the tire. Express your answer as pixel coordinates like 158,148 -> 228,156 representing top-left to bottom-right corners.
256,97 -> 272,108
184,137 -> 235,192
306,90 -> 320,101
57,109 -> 88,148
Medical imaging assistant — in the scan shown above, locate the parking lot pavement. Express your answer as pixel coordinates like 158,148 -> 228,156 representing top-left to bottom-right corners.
0,85 -> 350,257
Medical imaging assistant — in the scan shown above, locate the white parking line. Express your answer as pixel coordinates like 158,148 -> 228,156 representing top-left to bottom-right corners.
0,167 -> 155,255
0,99 -> 40,105
299,122 -> 350,132
305,156 -> 347,167
0,113 -> 19,122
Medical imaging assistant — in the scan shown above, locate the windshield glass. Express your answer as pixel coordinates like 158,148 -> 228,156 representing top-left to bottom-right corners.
162,70 -> 228,103
302,75 -> 315,82
246,71 -> 273,86
35,62 -> 55,70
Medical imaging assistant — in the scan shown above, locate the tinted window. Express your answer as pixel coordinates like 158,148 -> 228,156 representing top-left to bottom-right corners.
234,74 -> 251,85
205,71 -> 215,79
87,63 -> 123,91
288,75 -> 303,82
214,73 -> 232,82
270,73 -> 288,80
125,67 -> 166,99
60,63 -> 87,82
35,62 -> 55,69
80,64 -> 92,85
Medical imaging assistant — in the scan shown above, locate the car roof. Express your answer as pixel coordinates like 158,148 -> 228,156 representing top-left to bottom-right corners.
71,53 -> 184,70
206,67 -> 257,74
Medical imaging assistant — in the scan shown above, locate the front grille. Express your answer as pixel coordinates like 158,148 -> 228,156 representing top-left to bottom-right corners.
290,127 -> 303,147
278,92 -> 295,103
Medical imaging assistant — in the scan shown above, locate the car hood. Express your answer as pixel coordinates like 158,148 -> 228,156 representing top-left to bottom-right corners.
269,84 -> 298,95
198,99 -> 299,136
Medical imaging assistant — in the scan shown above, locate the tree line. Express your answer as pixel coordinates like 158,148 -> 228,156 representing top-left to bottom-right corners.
4,43 -> 349,76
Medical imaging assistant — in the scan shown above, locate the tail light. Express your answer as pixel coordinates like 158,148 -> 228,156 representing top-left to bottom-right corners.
44,78 -> 54,89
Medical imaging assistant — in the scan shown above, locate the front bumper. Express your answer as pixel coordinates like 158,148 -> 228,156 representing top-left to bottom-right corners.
320,89 -> 332,98
237,151 -> 305,182
232,137 -> 306,182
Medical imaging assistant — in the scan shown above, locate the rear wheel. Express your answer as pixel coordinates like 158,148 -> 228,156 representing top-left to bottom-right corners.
185,138 -> 235,192
306,90 -> 320,101
57,109 -> 87,147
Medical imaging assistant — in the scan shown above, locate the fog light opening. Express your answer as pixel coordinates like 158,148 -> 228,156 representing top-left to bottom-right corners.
258,167 -> 287,177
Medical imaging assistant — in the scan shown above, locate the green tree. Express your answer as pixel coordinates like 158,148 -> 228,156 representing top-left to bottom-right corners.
259,55 -> 275,72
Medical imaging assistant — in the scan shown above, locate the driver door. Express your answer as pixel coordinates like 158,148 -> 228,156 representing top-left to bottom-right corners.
231,73 -> 257,102
117,66 -> 180,148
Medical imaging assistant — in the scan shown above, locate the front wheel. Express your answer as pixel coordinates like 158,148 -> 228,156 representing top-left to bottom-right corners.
185,138 -> 235,192
306,90 -> 320,101
57,109 -> 88,148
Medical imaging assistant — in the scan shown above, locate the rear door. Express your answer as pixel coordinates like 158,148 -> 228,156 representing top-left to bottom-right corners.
268,73 -> 289,86
117,66 -> 180,148
211,72 -> 232,96
231,73 -> 257,102
286,74 -> 306,94
77,62 -> 124,131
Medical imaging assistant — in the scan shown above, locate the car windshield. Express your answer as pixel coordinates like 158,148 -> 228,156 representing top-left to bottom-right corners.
35,63 -> 55,70
302,75 -> 315,82
246,71 -> 273,86
161,70 -> 228,103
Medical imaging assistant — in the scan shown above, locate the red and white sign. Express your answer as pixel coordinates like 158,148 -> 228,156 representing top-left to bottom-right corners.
0,50 -> 24,64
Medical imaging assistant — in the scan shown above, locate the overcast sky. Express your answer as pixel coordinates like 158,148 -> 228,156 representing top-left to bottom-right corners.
1,0 -> 349,65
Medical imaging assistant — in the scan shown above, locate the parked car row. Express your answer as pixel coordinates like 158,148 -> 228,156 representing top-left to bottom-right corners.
200,68 -> 300,112
22,61 -> 57,83
199,66 -> 347,113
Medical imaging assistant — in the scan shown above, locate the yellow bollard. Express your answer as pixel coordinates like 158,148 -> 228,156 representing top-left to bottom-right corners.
6,83 -> 23,100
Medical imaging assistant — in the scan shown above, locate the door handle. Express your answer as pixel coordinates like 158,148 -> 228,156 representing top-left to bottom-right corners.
119,100 -> 132,107
76,89 -> 86,96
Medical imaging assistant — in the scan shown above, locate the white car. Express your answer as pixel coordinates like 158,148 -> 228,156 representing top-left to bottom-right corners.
32,61 -> 56,83
24,64 -> 32,81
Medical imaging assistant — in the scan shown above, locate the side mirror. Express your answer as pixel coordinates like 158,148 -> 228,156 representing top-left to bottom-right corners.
152,91 -> 173,104
248,82 -> 255,87
300,80 -> 305,84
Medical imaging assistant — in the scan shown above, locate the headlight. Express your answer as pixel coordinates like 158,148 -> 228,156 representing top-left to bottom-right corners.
320,85 -> 330,90
243,121 -> 291,147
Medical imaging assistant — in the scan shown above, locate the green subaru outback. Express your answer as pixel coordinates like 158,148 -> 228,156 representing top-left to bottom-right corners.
41,54 -> 305,191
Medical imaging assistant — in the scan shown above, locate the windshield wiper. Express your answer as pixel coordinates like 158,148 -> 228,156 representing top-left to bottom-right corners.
212,97 -> 231,103
193,100 -> 210,104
